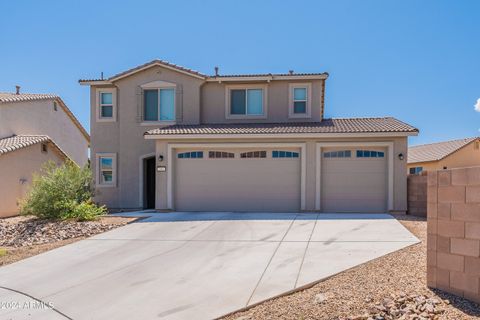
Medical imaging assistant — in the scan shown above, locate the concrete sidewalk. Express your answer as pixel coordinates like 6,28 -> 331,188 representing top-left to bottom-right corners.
0,213 -> 419,320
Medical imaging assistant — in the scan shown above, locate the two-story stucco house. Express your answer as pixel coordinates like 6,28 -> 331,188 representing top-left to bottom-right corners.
80,59 -> 418,213
0,91 -> 90,217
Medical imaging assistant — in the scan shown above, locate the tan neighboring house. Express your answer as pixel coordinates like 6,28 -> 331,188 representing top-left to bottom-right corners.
408,137 -> 480,174
80,59 -> 418,213
0,135 -> 69,217
0,92 -> 90,217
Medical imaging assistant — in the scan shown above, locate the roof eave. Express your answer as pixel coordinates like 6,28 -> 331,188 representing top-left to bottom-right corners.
144,131 -> 418,140
206,74 -> 329,82
78,80 -> 113,86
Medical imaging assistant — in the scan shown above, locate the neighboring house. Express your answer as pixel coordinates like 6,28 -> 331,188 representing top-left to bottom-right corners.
0,91 -> 90,166
408,137 -> 480,174
80,59 -> 418,213
0,135 -> 68,217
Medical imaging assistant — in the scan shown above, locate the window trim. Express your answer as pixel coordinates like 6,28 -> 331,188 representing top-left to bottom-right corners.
96,153 -> 117,187
96,88 -> 117,122
225,84 -> 268,119
288,83 -> 312,118
141,81 -> 176,125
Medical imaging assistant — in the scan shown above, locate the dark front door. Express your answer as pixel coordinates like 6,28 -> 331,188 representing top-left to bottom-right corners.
144,157 -> 156,209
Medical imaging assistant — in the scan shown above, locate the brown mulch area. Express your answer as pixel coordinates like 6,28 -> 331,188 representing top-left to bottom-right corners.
224,215 -> 480,320
0,215 -> 136,266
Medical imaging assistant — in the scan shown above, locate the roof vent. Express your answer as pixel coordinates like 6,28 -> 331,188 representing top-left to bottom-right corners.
15,85 -> 20,95
214,66 -> 219,76
288,70 -> 294,75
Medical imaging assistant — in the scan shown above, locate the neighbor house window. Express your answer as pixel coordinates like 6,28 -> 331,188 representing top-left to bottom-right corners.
226,85 -> 267,118
144,88 -> 175,121
272,151 -> 299,158
289,83 -> 311,118
356,150 -> 385,158
96,153 -> 116,187
96,89 -> 116,122
409,167 -> 423,175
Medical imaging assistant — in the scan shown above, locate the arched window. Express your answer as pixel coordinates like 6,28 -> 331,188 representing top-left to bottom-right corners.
240,151 -> 266,158
209,151 -> 235,158
177,151 -> 204,159
272,151 -> 299,158
356,150 -> 385,158
323,150 -> 352,158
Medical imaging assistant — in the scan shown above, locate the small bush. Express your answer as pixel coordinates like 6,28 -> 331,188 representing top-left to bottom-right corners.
20,161 -> 106,220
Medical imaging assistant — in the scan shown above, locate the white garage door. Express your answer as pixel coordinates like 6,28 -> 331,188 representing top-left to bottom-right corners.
174,148 -> 301,212
321,148 -> 387,213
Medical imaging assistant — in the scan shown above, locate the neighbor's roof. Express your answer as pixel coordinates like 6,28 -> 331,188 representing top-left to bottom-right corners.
78,59 -> 328,84
0,92 -> 90,142
145,117 -> 418,136
408,137 -> 478,164
0,135 -> 69,159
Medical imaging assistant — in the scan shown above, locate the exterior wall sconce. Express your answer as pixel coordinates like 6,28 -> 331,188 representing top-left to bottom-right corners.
158,155 -> 164,162
398,153 -> 404,160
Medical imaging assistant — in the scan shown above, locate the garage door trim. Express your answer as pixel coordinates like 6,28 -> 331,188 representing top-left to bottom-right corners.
167,143 -> 306,210
315,142 -> 394,211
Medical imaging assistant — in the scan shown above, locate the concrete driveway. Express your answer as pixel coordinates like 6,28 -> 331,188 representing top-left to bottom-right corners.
0,212 -> 419,320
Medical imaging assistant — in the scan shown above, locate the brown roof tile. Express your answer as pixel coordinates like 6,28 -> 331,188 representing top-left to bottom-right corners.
0,135 -> 69,159
145,117 -> 418,136
0,93 -> 90,142
408,137 -> 478,164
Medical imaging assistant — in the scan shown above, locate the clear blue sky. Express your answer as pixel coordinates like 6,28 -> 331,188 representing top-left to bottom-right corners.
1,0 -> 479,146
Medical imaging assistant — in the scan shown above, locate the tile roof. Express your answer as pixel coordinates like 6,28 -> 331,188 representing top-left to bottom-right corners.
0,93 -> 89,142
145,117 -> 418,136
78,59 -> 327,83
0,135 -> 68,159
408,137 -> 478,164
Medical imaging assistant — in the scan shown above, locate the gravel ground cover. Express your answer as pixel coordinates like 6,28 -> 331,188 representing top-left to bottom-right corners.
224,215 -> 480,320
0,215 -> 135,266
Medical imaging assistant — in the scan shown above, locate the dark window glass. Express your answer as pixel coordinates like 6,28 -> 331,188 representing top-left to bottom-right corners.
144,89 -> 158,121
293,101 -> 306,114
101,105 -> 113,118
230,90 -> 246,115
378,152 -> 385,158
409,168 -> 416,174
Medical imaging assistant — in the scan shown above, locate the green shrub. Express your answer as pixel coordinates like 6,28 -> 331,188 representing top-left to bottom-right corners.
20,161 -> 106,220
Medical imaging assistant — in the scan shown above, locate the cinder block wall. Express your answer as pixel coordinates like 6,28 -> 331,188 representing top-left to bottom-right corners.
427,167 -> 480,303
407,173 -> 427,217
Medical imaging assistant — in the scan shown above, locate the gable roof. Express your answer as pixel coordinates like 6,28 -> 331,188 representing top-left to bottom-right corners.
145,117 -> 418,137
79,59 -> 328,84
408,137 -> 478,164
0,135 -> 69,160
0,93 -> 90,142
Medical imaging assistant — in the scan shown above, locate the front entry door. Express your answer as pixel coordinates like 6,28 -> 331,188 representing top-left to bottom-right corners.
144,157 -> 156,209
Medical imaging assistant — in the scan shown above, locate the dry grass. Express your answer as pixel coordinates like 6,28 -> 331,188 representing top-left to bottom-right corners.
224,215 -> 480,320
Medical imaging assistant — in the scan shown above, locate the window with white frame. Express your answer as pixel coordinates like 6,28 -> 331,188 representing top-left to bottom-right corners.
289,83 -> 311,118
227,86 -> 266,118
97,153 -> 116,186
96,89 -> 116,121
144,88 -> 175,121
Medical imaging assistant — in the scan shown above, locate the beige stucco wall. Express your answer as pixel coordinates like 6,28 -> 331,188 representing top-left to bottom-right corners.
0,143 -> 66,218
201,80 -> 325,123
408,140 -> 480,172
154,136 -> 408,213
0,99 -> 89,166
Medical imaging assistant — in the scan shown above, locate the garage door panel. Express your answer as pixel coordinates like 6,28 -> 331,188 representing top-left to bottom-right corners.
321,148 -> 387,213
175,149 -> 300,212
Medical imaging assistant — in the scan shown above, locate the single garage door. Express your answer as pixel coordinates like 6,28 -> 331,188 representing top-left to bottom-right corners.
174,148 -> 301,212
321,148 -> 387,212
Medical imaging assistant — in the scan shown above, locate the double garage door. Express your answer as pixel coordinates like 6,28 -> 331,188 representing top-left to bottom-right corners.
173,146 -> 387,213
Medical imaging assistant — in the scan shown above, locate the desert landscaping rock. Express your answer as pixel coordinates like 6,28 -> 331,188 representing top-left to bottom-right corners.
0,215 -> 133,248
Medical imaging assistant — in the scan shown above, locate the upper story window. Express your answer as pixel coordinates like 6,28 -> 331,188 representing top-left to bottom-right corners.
144,88 -> 175,122
289,83 -> 311,118
53,101 -> 58,111
96,88 -> 116,122
226,85 -> 267,119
